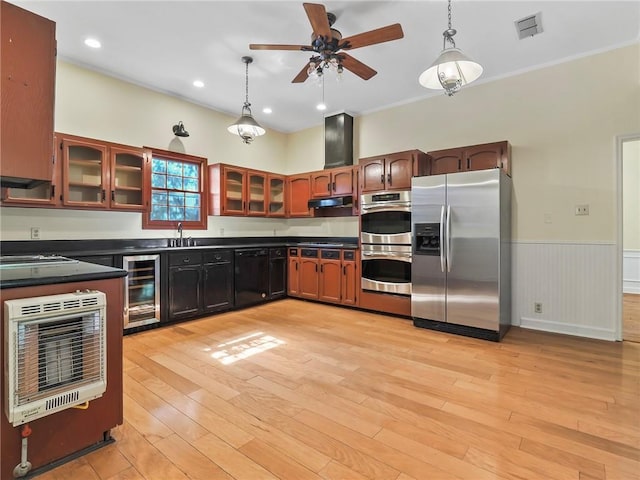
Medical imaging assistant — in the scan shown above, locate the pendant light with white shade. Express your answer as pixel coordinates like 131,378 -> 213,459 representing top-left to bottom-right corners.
228,56 -> 265,144
418,0 -> 482,96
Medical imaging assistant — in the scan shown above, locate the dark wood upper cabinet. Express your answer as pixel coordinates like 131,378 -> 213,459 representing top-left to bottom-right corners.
427,141 -> 511,176
359,150 -> 429,193
0,1 -> 56,187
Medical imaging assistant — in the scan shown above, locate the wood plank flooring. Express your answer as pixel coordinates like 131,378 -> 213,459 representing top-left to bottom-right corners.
624,293 -> 640,342
35,299 -> 640,480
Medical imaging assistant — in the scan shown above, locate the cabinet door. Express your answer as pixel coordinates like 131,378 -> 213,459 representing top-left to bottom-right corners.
310,171 -> 331,198
169,265 -> 201,319
0,1 -> 55,185
288,256 -> 300,296
287,174 -> 312,217
267,174 -> 286,217
269,257 -> 287,299
385,153 -> 415,190
341,257 -> 358,306
464,142 -> 505,172
319,259 -> 341,303
429,148 -> 463,175
299,258 -> 319,299
1,135 -> 60,207
202,261 -> 234,312
246,170 -> 267,216
109,145 -> 146,210
331,167 -> 354,196
222,166 -> 246,215
61,136 -> 109,208
360,157 -> 385,193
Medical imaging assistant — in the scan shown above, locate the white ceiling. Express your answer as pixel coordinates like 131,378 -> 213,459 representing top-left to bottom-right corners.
14,1 -> 640,134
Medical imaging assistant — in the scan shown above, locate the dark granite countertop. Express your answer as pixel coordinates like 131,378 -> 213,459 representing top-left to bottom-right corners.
0,261 -> 127,289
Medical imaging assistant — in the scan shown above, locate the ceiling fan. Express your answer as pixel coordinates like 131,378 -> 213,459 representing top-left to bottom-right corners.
249,2 -> 404,83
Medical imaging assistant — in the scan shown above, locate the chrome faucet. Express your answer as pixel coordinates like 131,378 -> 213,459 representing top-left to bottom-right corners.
177,222 -> 183,247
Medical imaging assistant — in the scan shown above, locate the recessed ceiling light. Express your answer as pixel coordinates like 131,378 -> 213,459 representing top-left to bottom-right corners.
316,103 -> 327,111
262,107 -> 272,114
193,80 -> 205,88
84,38 -> 101,49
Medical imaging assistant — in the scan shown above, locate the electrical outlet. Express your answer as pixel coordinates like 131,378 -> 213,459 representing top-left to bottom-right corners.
219,227 -> 224,236
534,302 -> 542,314
30,227 -> 41,240
575,204 -> 589,216
544,213 -> 552,224
273,229 -> 277,236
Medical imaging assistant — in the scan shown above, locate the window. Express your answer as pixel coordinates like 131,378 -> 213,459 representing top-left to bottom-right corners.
143,148 -> 208,229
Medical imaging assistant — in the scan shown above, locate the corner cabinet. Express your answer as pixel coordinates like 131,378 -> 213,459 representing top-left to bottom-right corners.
286,173 -> 312,217
0,1 -> 56,187
428,141 -> 511,176
359,150 -> 429,193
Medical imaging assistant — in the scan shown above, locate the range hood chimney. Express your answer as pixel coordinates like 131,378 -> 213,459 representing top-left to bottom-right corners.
324,113 -> 353,170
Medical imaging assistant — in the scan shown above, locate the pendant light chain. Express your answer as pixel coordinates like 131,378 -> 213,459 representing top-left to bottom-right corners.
244,59 -> 250,107
444,0 -> 456,49
448,0 -> 452,31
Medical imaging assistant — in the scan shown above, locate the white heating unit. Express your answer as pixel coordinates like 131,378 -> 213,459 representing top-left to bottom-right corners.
4,290 -> 107,426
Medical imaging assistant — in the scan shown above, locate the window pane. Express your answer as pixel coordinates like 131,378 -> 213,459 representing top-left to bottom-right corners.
151,205 -> 168,221
185,193 -> 200,207
152,191 -> 168,206
152,158 -> 166,173
169,192 -> 184,206
184,177 -> 199,192
169,207 -> 184,220
167,161 -> 183,176
185,207 -> 200,221
152,173 -> 166,188
183,163 -> 198,178
167,175 -> 183,190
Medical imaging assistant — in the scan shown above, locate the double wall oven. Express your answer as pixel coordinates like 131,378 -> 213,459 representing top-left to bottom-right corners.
360,190 -> 412,295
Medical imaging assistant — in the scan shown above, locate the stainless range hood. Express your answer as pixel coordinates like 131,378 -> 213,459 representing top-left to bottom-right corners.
308,195 -> 353,209
324,113 -> 353,169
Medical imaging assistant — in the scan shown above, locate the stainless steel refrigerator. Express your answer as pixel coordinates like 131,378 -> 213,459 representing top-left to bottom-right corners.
411,169 -> 511,341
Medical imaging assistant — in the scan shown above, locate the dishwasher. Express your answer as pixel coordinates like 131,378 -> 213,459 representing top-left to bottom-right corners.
234,248 -> 269,308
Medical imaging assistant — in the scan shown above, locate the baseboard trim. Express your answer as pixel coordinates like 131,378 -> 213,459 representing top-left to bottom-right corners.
520,316 -> 617,341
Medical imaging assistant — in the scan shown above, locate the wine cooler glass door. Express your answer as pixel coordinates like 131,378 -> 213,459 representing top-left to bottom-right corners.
123,254 -> 160,329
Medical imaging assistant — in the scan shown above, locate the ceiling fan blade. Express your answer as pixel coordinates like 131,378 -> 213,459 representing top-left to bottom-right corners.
341,23 -> 404,50
292,62 -> 311,83
250,44 -> 308,51
303,3 -> 332,38
340,53 -> 377,80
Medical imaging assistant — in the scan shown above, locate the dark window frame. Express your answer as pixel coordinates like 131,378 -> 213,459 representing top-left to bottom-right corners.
142,147 -> 208,230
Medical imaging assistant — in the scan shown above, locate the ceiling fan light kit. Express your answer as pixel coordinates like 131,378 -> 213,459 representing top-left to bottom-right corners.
419,0 -> 483,96
228,56 -> 265,144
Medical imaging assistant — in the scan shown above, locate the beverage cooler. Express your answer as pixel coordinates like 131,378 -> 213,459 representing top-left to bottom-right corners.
122,254 -> 160,329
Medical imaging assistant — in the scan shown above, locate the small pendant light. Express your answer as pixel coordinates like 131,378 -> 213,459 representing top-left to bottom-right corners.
228,56 -> 265,144
418,0 -> 482,96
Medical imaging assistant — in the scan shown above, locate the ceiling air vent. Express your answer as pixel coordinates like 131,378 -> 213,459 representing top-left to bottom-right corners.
515,12 -> 543,39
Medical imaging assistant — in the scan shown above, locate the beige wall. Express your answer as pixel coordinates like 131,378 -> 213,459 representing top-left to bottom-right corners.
285,44 -> 640,243
1,44 -> 639,242
623,139 -> 640,250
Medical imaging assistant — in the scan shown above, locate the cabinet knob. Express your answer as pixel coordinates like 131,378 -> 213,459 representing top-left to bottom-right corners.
183,258 -> 190,263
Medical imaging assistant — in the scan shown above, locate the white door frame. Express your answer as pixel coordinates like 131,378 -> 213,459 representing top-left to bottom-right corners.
616,132 -> 640,341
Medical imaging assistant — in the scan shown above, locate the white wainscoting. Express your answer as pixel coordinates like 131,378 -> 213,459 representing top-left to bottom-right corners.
623,250 -> 640,294
512,242 -> 617,341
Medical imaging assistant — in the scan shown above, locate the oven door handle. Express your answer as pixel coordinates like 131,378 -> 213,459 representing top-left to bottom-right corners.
361,251 -> 412,263
361,204 -> 411,213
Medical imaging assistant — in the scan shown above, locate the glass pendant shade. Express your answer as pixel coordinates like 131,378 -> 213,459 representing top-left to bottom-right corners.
227,104 -> 265,144
418,47 -> 483,96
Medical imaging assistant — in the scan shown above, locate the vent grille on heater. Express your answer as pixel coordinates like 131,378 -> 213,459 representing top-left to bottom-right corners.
515,12 -> 543,39
5,291 -> 107,426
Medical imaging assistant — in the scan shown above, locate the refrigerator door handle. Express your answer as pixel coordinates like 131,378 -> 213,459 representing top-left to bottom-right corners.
446,205 -> 452,272
439,205 -> 446,273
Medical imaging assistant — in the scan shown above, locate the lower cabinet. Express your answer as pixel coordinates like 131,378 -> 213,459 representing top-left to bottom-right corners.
269,247 -> 287,299
288,247 -> 359,306
168,250 -> 233,321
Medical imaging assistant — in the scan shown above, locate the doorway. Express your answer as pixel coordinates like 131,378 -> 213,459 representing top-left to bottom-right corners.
620,136 -> 640,342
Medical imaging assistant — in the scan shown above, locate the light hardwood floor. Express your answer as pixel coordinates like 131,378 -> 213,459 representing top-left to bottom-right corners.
624,293 -> 640,342
36,299 -> 639,480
